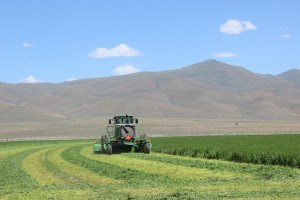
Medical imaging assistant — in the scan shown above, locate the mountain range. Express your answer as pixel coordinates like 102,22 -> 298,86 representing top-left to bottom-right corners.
1,59 -> 300,122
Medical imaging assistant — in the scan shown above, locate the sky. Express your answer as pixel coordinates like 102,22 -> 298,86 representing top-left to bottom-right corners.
0,0 -> 299,83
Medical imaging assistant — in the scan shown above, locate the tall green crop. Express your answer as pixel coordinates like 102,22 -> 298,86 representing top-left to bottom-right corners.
151,134 -> 300,167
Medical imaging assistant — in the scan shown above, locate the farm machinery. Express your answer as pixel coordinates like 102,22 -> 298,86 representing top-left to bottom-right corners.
93,115 -> 152,155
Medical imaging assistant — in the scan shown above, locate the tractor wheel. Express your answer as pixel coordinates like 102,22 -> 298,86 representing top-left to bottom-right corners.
101,135 -> 108,153
134,147 -> 141,153
144,144 -> 150,154
107,144 -> 113,155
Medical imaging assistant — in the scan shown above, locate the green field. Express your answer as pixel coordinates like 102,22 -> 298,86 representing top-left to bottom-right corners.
152,134 -> 300,167
0,135 -> 300,199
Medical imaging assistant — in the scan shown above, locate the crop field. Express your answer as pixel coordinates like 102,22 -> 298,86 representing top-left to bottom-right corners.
152,134 -> 300,167
0,136 -> 300,199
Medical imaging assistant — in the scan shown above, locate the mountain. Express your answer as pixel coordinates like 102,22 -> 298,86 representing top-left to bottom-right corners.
1,59 -> 300,120
1,60 -> 300,138
279,69 -> 300,87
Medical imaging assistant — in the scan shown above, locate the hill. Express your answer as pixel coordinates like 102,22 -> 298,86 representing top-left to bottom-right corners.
1,60 -> 300,138
278,69 -> 300,87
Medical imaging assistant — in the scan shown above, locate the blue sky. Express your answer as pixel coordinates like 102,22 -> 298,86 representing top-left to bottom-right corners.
0,0 -> 299,83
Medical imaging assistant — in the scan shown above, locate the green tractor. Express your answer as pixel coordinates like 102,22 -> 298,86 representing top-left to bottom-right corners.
93,115 -> 152,155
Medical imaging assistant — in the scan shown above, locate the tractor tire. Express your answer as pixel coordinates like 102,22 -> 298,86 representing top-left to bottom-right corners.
144,144 -> 150,154
107,144 -> 113,155
101,135 -> 108,153
134,147 -> 141,153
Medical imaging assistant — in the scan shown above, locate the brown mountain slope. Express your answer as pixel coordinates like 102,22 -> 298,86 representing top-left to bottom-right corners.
0,59 -> 300,123
279,69 -> 300,87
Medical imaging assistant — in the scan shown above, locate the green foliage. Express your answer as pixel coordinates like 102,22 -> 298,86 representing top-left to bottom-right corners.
152,134 -> 300,167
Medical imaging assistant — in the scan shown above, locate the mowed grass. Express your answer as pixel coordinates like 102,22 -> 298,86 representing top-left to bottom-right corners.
22,148 -> 67,185
152,134 -> 300,167
80,146 -> 249,180
0,136 -> 299,199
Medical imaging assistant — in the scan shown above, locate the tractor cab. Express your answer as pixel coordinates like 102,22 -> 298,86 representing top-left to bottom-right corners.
108,115 -> 138,140
109,115 -> 138,125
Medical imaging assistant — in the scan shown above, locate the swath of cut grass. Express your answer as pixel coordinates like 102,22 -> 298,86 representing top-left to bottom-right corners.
80,146 -> 246,180
120,187 -> 172,198
183,178 -> 300,195
0,147 -> 33,159
22,148 -> 66,185
2,189 -> 104,200
46,146 -> 119,184
0,149 -> 39,193
125,152 -> 300,181
61,145 -> 187,187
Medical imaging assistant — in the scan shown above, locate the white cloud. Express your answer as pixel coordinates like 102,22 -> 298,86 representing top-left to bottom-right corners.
213,52 -> 237,58
280,33 -> 291,38
112,65 -> 140,75
23,42 -> 34,48
66,78 -> 78,82
22,75 -> 39,83
219,19 -> 257,34
89,44 -> 142,59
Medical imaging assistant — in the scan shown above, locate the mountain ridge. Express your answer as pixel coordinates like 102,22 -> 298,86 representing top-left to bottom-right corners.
0,60 -> 300,123
2,60 -> 298,85
278,69 -> 300,86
